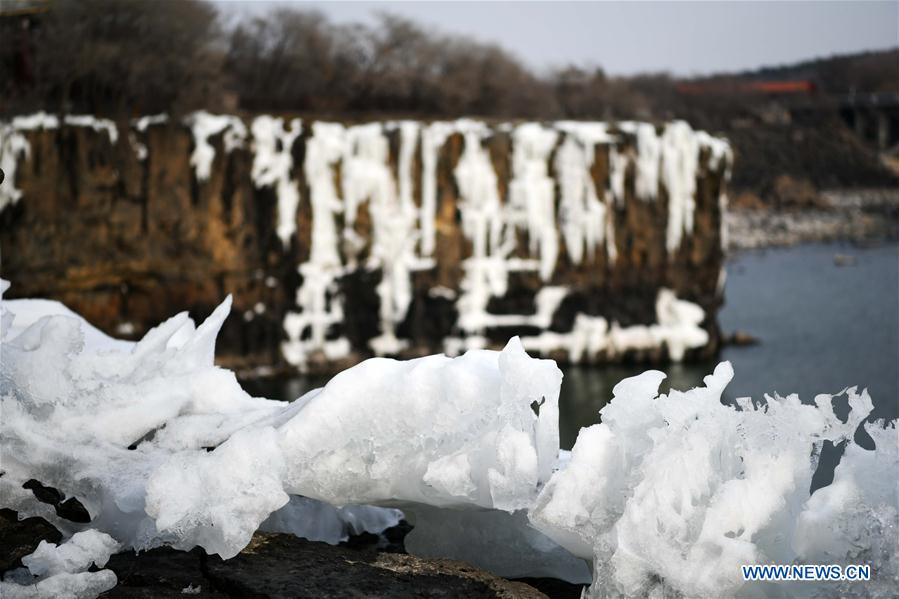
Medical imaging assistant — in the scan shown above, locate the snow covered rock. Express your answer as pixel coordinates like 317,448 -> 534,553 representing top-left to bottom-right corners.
2,114 -> 732,374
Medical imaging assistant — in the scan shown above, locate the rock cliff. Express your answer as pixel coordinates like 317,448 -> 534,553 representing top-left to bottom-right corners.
0,113 -> 731,374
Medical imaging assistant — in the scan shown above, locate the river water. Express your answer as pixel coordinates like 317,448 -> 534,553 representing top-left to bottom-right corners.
242,242 -> 899,450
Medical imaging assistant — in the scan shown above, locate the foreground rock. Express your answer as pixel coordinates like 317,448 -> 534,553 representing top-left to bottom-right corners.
100,532 -> 551,599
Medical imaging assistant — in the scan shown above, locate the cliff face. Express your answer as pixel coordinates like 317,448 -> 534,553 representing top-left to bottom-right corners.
0,113 -> 731,374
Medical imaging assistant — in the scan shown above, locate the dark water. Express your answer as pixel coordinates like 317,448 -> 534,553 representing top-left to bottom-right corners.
243,242 -> 899,450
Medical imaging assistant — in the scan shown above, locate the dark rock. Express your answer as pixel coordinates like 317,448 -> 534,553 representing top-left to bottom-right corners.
723,330 -> 760,347
513,577 -> 586,599
0,509 -> 62,574
21,479 -> 92,523
56,497 -> 92,523
100,532 -> 548,599
101,547 -> 224,598
203,533 -> 543,599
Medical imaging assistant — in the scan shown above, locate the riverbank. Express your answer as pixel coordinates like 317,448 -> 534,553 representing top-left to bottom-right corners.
726,188 -> 899,250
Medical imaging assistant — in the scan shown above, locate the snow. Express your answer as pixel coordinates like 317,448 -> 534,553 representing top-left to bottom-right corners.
10,112 -> 61,130
554,130 -> 610,265
508,123 -> 559,281
520,287 -> 708,362
62,116 -> 118,145
133,114 -> 168,132
281,122 -> 349,368
661,121 -> 701,253
619,121 -> 661,200
185,111 -> 247,182
419,121 -> 456,256
0,124 -> 31,211
341,123 -> 428,356
250,115 -> 303,245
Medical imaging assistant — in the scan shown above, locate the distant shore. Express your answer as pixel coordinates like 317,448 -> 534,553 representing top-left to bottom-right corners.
726,188 -> 899,251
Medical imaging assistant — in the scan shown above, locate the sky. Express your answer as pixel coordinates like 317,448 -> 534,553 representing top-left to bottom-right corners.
216,1 -> 899,76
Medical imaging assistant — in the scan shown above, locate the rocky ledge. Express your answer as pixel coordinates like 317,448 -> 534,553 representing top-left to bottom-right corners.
0,510 -> 583,599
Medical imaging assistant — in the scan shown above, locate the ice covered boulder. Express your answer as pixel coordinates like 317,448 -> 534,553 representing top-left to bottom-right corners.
530,363 -> 898,598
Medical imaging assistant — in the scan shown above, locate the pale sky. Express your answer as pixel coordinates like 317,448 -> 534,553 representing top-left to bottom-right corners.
216,1 -> 899,76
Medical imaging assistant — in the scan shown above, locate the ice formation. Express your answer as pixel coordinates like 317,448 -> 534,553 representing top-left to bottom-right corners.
281,122 -> 351,367
661,121 -> 701,253
0,530 -> 119,599
250,115 -> 303,246
529,363 -> 898,598
2,285 -> 896,597
519,287 -> 709,362
0,113 -> 732,367
0,122 -> 31,211
2,286 -> 563,560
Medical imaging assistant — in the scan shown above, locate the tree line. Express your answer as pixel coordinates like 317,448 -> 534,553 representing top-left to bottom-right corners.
2,0 -> 896,195
3,0 -> 892,124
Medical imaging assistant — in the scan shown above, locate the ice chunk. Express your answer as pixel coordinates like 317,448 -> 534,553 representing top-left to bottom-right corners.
0,571 -> 117,599
278,337 -> 561,511
22,530 -> 119,577
0,531 -> 119,599
2,288 -> 565,562
530,362 -> 897,598
145,427 -> 290,558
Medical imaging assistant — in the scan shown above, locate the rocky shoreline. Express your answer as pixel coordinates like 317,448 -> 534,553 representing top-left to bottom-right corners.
726,188 -> 899,251
1,509 -> 584,599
